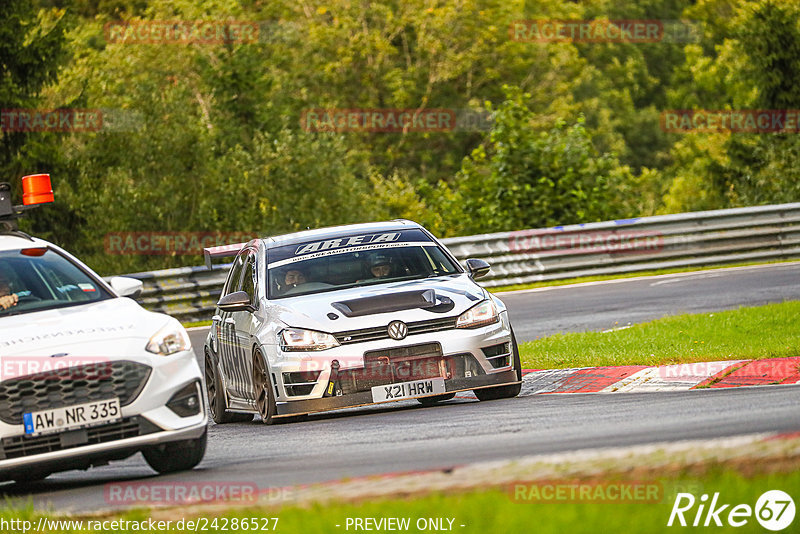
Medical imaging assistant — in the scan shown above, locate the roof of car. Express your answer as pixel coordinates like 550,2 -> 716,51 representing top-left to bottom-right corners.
262,220 -> 425,249
0,232 -> 50,252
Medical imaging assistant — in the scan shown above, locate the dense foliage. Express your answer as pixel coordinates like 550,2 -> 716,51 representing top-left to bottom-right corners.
1,0 -> 798,274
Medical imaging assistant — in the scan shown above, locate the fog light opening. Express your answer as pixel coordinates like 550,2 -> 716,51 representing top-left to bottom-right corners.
166,381 -> 203,417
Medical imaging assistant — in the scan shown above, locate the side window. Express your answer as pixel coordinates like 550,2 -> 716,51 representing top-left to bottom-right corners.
223,253 -> 246,297
241,253 -> 256,305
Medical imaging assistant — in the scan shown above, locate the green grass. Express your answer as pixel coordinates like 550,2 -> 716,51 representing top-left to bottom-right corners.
518,301 -> 800,370
490,259 -> 799,293
182,319 -> 212,328
4,465 -> 798,533
236,468 -> 799,534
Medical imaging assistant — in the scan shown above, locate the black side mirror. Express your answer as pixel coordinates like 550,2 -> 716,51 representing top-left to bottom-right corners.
465,258 -> 491,279
217,291 -> 254,312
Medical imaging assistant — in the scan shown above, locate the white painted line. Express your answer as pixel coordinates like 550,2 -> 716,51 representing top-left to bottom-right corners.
520,368 -> 587,395
601,324 -> 632,333
649,272 -> 724,287
497,261 -> 800,296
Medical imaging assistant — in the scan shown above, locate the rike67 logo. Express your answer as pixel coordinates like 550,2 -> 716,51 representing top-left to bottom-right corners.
668,490 -> 795,531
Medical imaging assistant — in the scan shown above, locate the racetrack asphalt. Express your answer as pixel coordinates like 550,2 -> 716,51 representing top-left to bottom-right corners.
5,385 -> 800,513
498,262 -> 800,341
3,262 -> 799,512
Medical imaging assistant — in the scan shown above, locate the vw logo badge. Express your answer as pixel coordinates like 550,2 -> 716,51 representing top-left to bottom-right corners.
387,320 -> 408,340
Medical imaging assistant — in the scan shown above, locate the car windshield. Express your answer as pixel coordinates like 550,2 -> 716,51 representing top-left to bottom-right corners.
0,247 -> 113,317
267,229 -> 461,299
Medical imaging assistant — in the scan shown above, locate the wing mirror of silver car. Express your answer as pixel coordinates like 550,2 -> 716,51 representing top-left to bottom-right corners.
109,276 -> 144,298
465,258 -> 491,279
217,291 -> 255,313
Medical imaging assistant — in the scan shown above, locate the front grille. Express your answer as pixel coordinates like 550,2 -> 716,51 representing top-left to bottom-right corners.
0,416 -> 158,460
364,342 -> 443,362
0,361 -> 151,425
283,371 -> 321,397
285,384 -> 315,397
334,317 -> 457,345
482,342 -> 511,369
337,343 -> 447,394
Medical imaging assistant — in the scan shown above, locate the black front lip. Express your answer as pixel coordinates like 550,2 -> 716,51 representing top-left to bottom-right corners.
273,369 -> 518,417
0,420 -> 207,481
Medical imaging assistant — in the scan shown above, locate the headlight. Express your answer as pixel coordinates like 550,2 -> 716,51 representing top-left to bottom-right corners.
146,319 -> 192,356
280,328 -> 340,351
456,299 -> 499,328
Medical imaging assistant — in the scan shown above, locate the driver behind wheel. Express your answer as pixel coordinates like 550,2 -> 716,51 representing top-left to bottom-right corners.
284,268 -> 307,288
276,267 -> 310,295
0,270 -> 19,310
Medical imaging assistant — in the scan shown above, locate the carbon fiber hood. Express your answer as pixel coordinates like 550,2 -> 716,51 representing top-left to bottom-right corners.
269,273 -> 499,332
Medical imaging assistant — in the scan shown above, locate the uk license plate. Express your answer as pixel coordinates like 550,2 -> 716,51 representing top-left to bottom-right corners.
371,378 -> 446,402
23,398 -> 121,436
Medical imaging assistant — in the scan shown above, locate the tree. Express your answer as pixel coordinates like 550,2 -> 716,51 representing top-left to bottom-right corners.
0,1 -> 74,243
445,86 -> 638,235
662,0 -> 800,211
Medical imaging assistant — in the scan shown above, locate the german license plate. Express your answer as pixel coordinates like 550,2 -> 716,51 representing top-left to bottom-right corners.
23,398 -> 121,436
371,378 -> 446,402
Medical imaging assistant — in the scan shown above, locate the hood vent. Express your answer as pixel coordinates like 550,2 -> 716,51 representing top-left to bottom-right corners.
332,289 -> 443,318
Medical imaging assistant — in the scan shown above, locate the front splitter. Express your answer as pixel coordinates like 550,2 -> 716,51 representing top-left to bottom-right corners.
274,369 -> 519,418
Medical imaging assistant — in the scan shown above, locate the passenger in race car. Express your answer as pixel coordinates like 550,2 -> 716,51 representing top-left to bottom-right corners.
0,271 -> 19,310
368,254 -> 393,279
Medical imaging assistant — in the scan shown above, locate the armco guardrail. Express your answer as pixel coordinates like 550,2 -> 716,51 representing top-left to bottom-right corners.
113,203 -> 800,322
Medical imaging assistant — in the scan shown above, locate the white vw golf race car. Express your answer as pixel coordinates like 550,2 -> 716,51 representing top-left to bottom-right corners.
203,220 -> 521,424
0,176 -> 207,483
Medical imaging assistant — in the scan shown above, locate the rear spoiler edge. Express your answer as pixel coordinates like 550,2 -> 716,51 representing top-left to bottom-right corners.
203,242 -> 247,270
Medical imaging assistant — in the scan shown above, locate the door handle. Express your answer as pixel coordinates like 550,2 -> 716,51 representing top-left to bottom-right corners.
224,318 -> 236,325
212,315 -> 222,322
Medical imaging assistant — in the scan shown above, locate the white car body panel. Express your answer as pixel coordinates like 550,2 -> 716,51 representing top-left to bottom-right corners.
0,234 -> 207,481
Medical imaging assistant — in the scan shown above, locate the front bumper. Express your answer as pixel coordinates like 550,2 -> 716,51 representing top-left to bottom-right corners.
0,420 -> 207,480
269,310 -> 515,401
0,348 -> 207,479
267,311 -> 518,417
273,368 -> 519,417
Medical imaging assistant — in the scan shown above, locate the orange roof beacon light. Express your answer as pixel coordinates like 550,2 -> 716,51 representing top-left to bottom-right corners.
22,174 -> 54,206
0,173 -> 55,233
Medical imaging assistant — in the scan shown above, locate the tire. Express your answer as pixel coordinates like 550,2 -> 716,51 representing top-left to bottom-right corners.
417,393 -> 456,405
253,350 -> 278,425
204,351 -> 254,423
143,428 -> 207,474
474,329 -> 522,401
